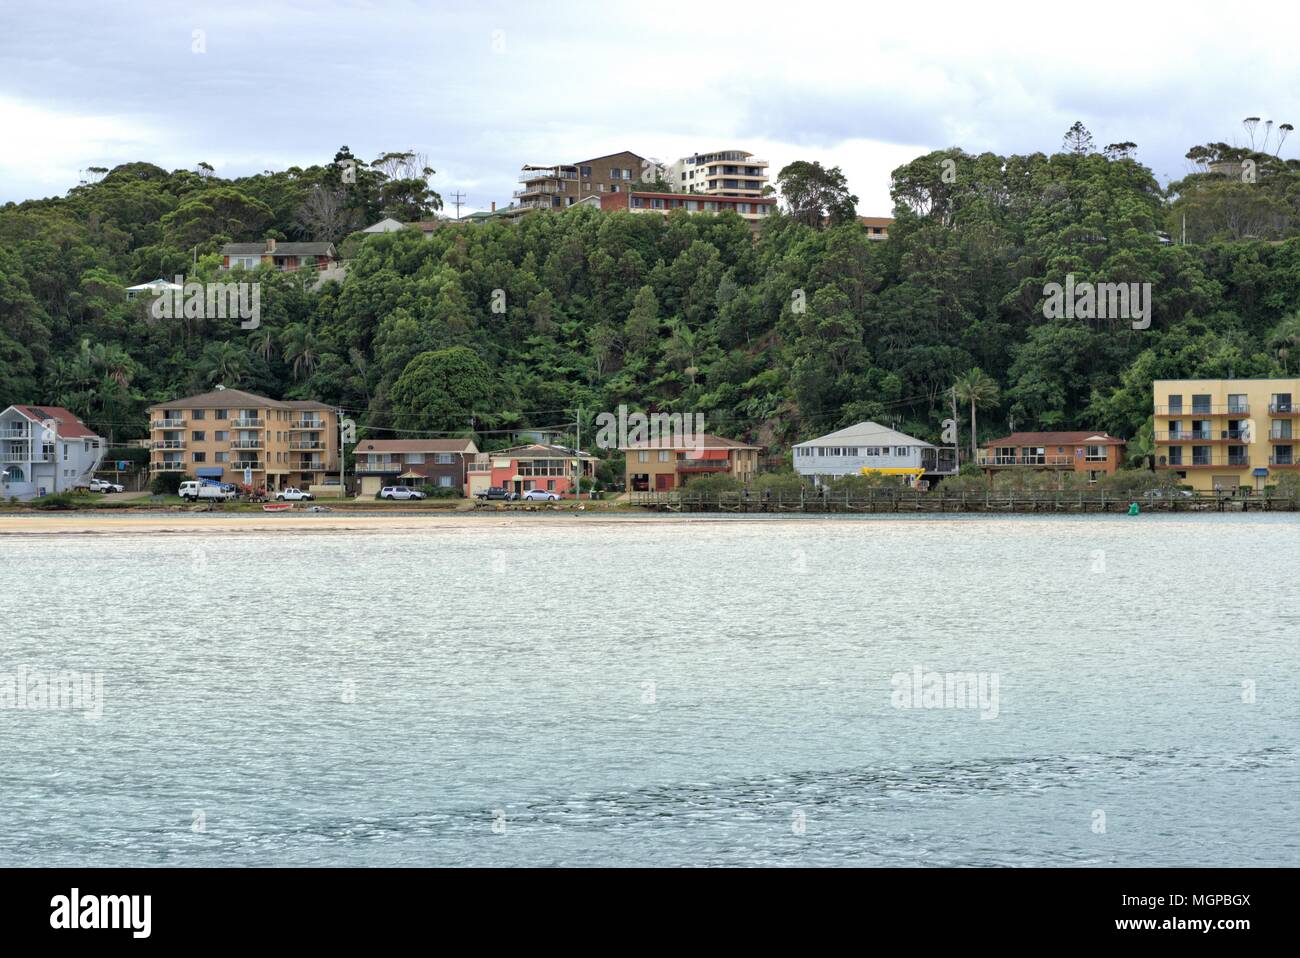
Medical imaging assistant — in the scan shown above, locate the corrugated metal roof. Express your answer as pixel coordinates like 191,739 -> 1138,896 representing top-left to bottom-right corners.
794,422 -> 934,448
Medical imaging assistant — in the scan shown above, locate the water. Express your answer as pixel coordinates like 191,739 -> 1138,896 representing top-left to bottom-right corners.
1,513 -> 1296,866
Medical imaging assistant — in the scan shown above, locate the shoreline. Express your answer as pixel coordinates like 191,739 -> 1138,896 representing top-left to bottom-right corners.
0,509 -> 1295,536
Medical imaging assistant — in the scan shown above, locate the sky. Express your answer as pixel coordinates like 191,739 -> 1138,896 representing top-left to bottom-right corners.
3,0 -> 1300,216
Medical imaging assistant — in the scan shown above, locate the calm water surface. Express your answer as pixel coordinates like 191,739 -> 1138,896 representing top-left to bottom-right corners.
1,513 -> 1296,866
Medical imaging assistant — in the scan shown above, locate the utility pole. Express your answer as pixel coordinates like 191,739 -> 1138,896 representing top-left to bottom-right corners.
574,404 -> 582,500
950,386 -> 959,468
449,191 -> 466,220
338,414 -> 345,500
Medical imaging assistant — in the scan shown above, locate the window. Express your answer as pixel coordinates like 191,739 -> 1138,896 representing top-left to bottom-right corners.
192,409 -> 205,420
192,431 -> 205,442
1191,394 -> 1211,415
658,450 -> 670,462
193,452 -> 206,463
1272,420 -> 1293,440
579,166 -> 591,176
405,453 -> 424,464
638,451 -> 649,463
1166,446 -> 1183,466
435,453 -> 455,464
438,475 -> 453,487
1084,445 -> 1106,462
214,409 -> 228,420
215,431 -> 228,442
895,447 -> 908,457
547,480 -> 556,491
1271,393 -> 1293,413
216,452 -> 228,463
1228,393 -> 1249,414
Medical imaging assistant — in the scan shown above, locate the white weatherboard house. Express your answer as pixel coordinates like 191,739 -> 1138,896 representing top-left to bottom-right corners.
793,421 -> 957,485
0,405 -> 105,500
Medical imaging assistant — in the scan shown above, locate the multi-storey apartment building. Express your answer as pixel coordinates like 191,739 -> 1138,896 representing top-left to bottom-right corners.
1152,378 -> 1300,493
977,431 -> 1126,481
0,404 -> 105,499
621,433 -> 760,493
352,438 -> 479,497
146,387 -> 341,493
513,151 -> 648,211
600,190 -> 776,223
664,150 -> 769,197
793,422 -> 957,487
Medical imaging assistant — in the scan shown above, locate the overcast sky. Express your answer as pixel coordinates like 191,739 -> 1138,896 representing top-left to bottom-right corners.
3,0 -> 1300,215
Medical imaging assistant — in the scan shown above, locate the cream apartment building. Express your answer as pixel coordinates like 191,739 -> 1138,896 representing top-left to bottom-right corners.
147,387 -> 341,492
663,150 -> 769,197
1152,378 -> 1299,493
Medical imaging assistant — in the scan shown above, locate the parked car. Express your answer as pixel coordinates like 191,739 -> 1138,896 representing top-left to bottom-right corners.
476,487 -> 518,501
379,486 -> 426,500
88,477 -> 125,493
178,480 -> 237,502
275,487 -> 315,501
521,489 -> 560,502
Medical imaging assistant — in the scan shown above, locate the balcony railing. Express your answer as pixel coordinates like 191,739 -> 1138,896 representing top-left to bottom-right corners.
290,420 -> 324,430
230,440 -> 262,450
1154,405 -> 1250,416
518,168 -> 577,183
0,429 -> 29,439
676,458 -> 731,472
151,462 -> 185,472
977,454 -> 1075,467
153,439 -> 186,450
230,418 -> 264,428
1268,403 -> 1298,415
151,419 -> 184,429
230,461 -> 263,470
1,451 -> 46,463
1269,455 -> 1297,466
298,461 -> 326,471
290,440 -> 325,450
1159,454 -> 1251,468
1269,430 -> 1295,441
355,460 -> 400,472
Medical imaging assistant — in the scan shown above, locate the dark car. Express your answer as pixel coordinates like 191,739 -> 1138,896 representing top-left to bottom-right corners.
476,486 -> 518,501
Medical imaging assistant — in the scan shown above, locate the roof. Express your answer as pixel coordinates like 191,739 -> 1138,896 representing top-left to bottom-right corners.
858,216 -> 895,228
492,443 -> 599,460
795,422 -> 934,449
625,191 -> 775,203
983,431 -> 1126,447
354,438 -> 477,454
573,151 -> 646,165
621,432 -> 760,451
219,242 -> 337,256
6,405 -> 101,440
125,277 -> 183,291
146,388 -> 338,412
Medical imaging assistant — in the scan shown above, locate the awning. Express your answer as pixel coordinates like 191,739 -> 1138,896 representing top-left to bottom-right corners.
195,468 -> 224,478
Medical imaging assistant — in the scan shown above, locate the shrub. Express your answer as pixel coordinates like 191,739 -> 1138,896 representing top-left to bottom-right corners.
30,492 -> 80,510
151,472 -> 187,495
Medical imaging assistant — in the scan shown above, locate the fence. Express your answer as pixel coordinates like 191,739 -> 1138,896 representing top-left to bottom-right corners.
628,490 -> 1300,513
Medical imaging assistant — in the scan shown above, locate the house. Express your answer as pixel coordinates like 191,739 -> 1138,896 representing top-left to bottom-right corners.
146,387 -> 341,494
621,433 -> 760,492
219,239 -> 338,273
793,422 -> 956,487
1153,378 -> 1300,493
486,443 -> 599,497
513,151 -> 648,212
601,190 -> 776,223
858,216 -> 894,240
125,277 -> 183,300
352,438 -> 479,497
662,150 -> 769,198
977,431 -> 1126,481
0,405 -> 105,499
361,218 -> 407,233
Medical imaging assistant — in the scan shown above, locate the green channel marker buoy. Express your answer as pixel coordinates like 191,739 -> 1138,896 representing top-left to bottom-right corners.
1128,501 -> 1139,515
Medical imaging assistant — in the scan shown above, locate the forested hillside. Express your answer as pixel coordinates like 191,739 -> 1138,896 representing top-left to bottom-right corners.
3,136 -> 1300,461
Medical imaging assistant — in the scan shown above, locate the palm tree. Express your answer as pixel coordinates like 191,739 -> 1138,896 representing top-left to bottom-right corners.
665,321 -> 698,384
954,367 -> 1001,461
281,324 -> 320,381
1268,313 -> 1300,373
197,341 -> 249,386
250,326 -> 276,363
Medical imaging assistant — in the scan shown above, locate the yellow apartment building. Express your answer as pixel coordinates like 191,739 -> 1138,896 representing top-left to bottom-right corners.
1152,378 -> 1299,493
147,387 -> 342,493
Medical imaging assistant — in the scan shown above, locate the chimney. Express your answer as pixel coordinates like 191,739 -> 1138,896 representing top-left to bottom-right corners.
491,201 -> 496,212
266,238 -> 276,252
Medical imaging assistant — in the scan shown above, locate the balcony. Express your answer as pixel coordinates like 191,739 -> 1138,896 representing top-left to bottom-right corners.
230,461 -> 263,471
1269,455 -> 1298,467
1268,403 -> 1299,415
230,440 -> 263,450
677,458 -> 731,473
153,439 -> 185,450
229,418 -> 264,429
1154,405 -> 1249,416
152,419 -> 185,429
355,460 -> 401,473
977,453 -> 1075,468
1159,453 -> 1251,469
518,168 -> 576,183
513,184 -> 568,198
290,440 -> 325,451
0,429 -> 29,439
151,462 -> 186,472
1,451 -> 45,463
290,420 -> 325,430
1268,431 -> 1295,442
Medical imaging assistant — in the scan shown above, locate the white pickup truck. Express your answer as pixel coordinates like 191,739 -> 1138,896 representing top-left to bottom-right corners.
275,487 -> 315,501
88,477 -> 125,493
178,480 -> 237,502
